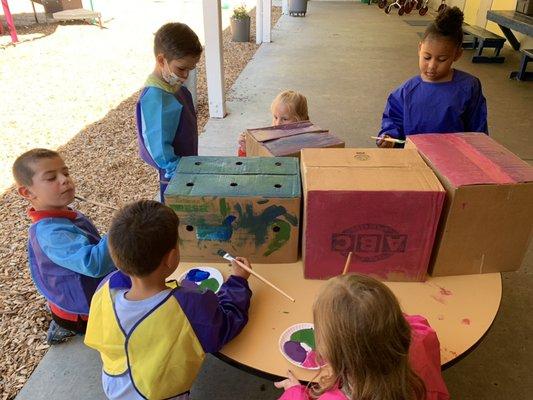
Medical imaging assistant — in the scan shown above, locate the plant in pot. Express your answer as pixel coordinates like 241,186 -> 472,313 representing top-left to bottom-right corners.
230,5 -> 251,42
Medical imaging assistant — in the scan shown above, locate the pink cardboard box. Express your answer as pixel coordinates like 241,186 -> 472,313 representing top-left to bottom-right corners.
409,133 -> 533,276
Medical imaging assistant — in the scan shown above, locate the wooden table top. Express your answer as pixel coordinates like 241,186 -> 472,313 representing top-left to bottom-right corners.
171,260 -> 502,381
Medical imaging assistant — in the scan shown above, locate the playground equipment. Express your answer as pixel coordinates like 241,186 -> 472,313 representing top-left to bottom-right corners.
1,0 -> 18,43
378,0 -> 446,16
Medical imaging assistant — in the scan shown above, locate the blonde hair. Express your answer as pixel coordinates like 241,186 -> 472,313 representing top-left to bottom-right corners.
271,90 -> 309,121
311,274 -> 426,400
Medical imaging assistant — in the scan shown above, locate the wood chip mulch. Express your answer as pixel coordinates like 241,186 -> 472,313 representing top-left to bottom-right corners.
0,7 -> 281,400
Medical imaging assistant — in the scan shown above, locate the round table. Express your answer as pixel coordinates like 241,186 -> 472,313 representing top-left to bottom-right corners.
171,260 -> 502,382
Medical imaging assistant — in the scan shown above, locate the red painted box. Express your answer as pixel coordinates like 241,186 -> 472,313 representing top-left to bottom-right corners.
408,133 -> 533,276
301,148 -> 445,281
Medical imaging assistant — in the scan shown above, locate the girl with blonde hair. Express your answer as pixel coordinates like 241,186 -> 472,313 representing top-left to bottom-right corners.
238,90 -> 309,156
275,274 -> 449,400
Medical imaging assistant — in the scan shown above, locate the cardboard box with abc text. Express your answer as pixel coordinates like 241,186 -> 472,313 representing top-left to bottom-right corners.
300,148 -> 445,281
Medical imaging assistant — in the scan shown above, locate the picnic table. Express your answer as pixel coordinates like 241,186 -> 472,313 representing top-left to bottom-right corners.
486,10 -> 533,50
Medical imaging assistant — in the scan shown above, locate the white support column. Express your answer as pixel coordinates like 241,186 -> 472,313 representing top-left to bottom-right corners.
202,0 -> 226,118
256,0 -> 263,44
262,0 -> 271,43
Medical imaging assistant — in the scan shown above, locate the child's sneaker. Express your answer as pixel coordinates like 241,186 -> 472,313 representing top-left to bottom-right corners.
46,320 -> 76,345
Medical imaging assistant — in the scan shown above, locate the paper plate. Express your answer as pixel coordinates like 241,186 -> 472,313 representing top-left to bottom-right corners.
179,266 -> 223,293
279,323 -> 322,370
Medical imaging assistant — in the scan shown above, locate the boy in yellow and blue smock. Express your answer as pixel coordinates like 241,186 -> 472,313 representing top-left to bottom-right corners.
85,200 -> 252,400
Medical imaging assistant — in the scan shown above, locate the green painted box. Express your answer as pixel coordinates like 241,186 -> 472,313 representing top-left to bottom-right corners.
165,156 -> 301,263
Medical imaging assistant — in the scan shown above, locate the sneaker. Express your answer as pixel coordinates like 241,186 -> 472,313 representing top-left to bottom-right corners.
46,320 -> 76,345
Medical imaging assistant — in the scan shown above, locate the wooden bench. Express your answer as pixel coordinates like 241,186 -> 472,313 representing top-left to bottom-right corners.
463,24 -> 506,63
509,48 -> 533,81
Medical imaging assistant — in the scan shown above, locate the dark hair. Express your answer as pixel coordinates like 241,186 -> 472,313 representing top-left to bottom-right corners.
423,6 -> 464,47
154,22 -> 202,60
108,200 -> 179,277
12,148 -> 61,187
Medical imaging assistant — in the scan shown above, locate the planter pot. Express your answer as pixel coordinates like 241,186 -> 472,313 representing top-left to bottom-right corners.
289,0 -> 308,16
231,16 -> 251,42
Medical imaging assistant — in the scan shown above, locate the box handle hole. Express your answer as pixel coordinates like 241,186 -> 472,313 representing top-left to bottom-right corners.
272,226 -> 281,232
274,184 -> 282,188
235,161 -> 243,165
186,225 -> 194,232
194,161 -> 202,165
186,182 -> 194,187
275,162 -> 282,166
230,182 -> 238,187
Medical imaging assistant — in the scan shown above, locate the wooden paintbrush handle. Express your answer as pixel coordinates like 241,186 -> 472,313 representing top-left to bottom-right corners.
232,258 -> 295,303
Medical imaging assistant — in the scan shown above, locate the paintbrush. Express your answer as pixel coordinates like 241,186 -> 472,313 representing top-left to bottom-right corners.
370,136 -> 406,144
75,195 -> 118,211
342,252 -> 353,275
217,249 -> 295,302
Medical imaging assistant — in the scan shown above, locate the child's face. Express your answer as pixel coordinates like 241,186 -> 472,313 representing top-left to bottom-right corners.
18,156 -> 75,210
157,54 -> 201,85
418,38 -> 462,82
271,102 -> 298,126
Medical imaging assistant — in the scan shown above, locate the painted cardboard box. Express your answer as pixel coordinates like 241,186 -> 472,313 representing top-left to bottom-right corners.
300,148 -> 445,281
408,133 -> 533,276
246,121 -> 345,158
165,156 -> 301,263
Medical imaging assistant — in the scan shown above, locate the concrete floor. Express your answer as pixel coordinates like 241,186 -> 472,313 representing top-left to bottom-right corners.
17,2 -> 532,399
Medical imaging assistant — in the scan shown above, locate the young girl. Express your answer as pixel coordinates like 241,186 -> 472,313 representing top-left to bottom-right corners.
377,7 -> 488,148
238,90 -> 309,156
275,274 -> 450,400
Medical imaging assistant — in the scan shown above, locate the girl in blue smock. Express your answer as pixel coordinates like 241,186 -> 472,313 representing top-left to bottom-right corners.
377,7 -> 488,148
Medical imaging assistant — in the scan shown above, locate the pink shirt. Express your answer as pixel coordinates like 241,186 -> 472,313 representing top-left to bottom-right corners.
278,315 -> 450,400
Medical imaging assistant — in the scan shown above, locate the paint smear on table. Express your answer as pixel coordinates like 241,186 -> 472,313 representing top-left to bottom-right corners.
430,295 -> 447,305
437,314 -> 445,321
461,318 -> 471,325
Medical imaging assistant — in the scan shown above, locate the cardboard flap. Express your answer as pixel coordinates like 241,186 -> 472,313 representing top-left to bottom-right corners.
300,148 -> 428,169
177,156 -> 299,175
247,121 -> 328,142
410,133 -> 533,187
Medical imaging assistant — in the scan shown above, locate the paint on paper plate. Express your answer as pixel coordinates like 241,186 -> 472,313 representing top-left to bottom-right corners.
279,323 -> 323,370
179,267 -> 223,293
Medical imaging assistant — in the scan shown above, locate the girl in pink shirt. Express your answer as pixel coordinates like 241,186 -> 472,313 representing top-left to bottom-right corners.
275,274 -> 450,400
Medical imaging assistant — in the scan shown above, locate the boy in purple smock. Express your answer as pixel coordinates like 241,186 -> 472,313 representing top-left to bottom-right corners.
136,22 -> 202,198
377,7 -> 488,148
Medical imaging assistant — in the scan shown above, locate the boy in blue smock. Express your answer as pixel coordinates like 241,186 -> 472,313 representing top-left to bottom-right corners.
136,22 -> 202,198
377,7 -> 488,148
13,149 -> 116,345
85,200 -> 252,400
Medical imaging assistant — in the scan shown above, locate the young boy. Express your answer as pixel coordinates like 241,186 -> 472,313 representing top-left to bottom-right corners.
12,148 -> 116,345
85,200 -> 252,400
136,22 -> 203,199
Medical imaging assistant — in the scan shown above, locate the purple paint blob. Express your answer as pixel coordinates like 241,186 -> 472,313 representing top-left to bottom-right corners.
284,340 -> 307,363
186,269 -> 210,282
180,279 -> 198,290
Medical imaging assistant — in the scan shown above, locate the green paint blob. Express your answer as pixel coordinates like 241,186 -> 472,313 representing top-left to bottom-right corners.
219,198 -> 230,218
198,278 -> 220,292
290,328 -> 315,350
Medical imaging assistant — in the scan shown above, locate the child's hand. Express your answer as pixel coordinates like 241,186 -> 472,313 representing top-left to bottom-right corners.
377,134 -> 395,148
231,257 -> 251,280
274,370 -> 301,391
